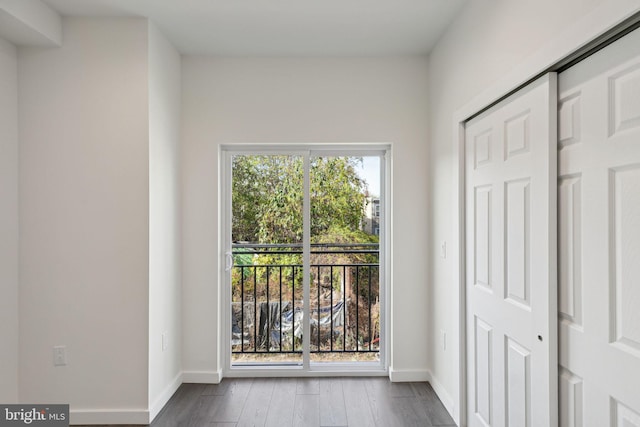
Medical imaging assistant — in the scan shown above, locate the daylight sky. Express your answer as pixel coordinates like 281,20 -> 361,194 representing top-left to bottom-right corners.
355,156 -> 381,197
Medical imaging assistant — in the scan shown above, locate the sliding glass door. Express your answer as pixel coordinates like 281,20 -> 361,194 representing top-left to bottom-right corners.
223,147 -> 386,372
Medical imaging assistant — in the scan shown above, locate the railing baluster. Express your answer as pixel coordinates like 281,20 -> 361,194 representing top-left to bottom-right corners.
343,265 -> 346,351
369,266 -> 372,351
330,265 -> 334,352
241,266 -> 245,353
279,266 -> 283,353
355,265 -> 359,352
266,266 -> 270,352
292,265 -> 296,352
254,268 -> 257,352
317,265 -> 321,353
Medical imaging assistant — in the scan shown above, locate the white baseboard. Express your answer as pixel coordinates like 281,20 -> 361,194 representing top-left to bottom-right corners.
149,372 -> 183,422
70,409 -> 150,425
68,371 -> 221,425
388,367 -> 430,382
181,370 -> 223,384
426,369 -> 456,424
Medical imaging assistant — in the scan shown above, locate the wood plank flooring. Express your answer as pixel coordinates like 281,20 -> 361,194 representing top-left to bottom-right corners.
77,377 -> 456,427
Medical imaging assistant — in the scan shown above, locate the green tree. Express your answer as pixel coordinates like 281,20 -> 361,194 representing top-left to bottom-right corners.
232,155 -> 371,245
310,157 -> 367,240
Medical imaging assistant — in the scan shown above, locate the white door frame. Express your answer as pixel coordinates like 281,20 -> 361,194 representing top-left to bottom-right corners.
219,143 -> 391,378
450,3 -> 640,425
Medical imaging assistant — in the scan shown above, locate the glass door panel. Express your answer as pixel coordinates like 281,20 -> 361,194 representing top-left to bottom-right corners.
231,154 -> 303,366
309,156 -> 381,364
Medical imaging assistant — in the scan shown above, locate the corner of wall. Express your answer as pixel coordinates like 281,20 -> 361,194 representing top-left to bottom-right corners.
149,372 -> 182,422
0,35 -> 19,404
148,18 -> 183,414
427,369 -> 457,424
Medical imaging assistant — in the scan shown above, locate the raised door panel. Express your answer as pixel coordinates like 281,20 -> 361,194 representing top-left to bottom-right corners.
612,400 -> 640,427
609,64 -> 640,137
559,93 -> 582,148
475,129 -> 494,168
610,166 -> 640,355
475,185 -> 493,291
505,338 -> 531,427
475,317 -> 493,426
505,179 -> 531,309
559,368 -> 583,427
504,111 -> 531,159
558,175 -> 582,327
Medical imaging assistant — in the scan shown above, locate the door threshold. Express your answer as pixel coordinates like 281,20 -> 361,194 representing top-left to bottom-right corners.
225,366 -> 387,378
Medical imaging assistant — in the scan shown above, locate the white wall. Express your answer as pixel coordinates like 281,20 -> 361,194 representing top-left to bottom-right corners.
181,57 -> 430,379
0,36 -> 19,403
18,18 -> 150,421
427,0 -> 640,419
148,21 -> 182,418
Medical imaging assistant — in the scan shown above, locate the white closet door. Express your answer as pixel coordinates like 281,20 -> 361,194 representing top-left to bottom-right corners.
558,26 -> 640,427
465,74 -> 558,427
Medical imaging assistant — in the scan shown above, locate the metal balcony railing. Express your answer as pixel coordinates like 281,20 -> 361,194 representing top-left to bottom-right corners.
231,243 -> 380,359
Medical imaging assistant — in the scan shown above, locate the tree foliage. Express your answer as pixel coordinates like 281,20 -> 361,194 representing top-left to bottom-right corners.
232,155 -> 371,244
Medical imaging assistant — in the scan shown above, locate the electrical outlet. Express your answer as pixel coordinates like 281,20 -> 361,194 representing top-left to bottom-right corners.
53,345 -> 67,366
440,241 -> 447,259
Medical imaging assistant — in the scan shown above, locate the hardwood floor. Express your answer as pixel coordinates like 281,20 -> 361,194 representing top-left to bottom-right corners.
78,377 -> 456,427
